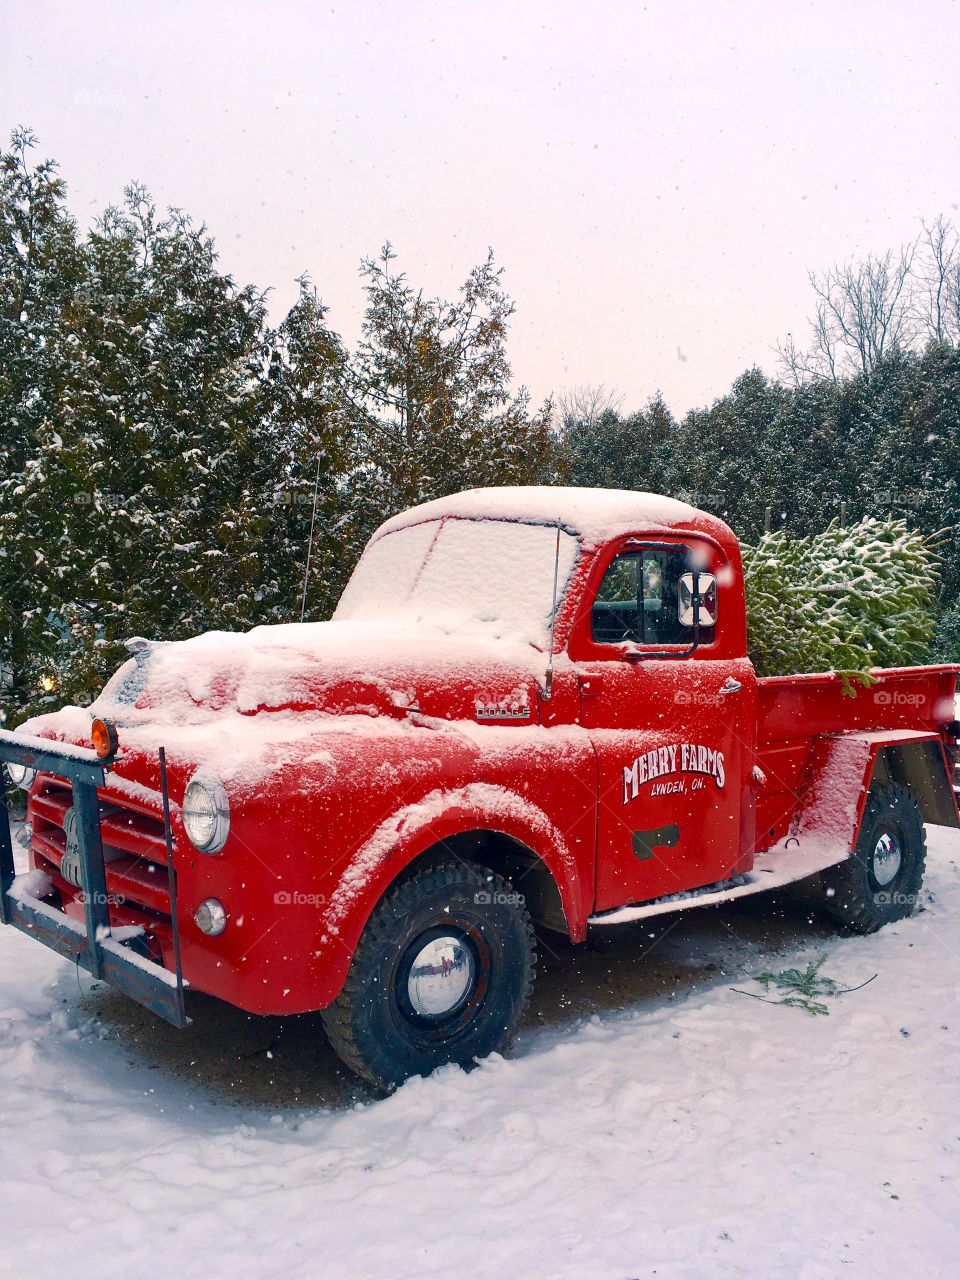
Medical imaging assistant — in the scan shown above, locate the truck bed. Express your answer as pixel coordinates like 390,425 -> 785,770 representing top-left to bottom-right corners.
754,665 -> 959,854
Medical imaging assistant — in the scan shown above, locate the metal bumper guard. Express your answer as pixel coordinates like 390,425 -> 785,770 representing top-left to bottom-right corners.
0,729 -> 188,1027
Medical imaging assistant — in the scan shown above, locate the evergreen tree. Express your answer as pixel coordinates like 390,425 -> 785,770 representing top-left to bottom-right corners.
344,244 -> 554,546
1,162 -> 273,720
0,128 -> 83,721
866,344 -> 960,605
560,393 -> 674,493
930,598 -> 960,663
4,130 -> 958,723
742,519 -> 939,689
670,369 -> 787,532
259,276 -> 351,621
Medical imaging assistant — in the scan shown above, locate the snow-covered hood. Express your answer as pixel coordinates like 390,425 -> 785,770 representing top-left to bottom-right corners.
18,616 -> 547,788
100,620 -> 545,721
22,620 -> 548,796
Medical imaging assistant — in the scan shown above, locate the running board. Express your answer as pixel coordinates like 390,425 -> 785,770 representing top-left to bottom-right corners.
588,839 -> 849,927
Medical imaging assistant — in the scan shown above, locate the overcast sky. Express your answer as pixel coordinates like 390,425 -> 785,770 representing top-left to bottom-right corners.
3,0 -> 958,415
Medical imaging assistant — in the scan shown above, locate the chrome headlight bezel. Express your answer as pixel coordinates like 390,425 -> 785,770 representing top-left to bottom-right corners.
194,897 -> 228,937
182,773 -> 230,854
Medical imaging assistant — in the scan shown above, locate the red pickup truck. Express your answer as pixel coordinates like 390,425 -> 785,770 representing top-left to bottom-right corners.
2,487 -> 958,1090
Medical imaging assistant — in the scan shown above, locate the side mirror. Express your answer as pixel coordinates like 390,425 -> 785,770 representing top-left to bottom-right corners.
678,572 -> 717,628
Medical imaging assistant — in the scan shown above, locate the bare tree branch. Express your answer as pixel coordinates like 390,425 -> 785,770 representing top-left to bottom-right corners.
555,384 -> 624,435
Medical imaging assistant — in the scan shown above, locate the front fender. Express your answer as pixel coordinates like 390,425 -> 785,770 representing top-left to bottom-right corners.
309,782 -> 586,1007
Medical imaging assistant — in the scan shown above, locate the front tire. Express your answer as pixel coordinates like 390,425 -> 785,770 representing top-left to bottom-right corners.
321,857 -> 536,1091
822,781 -> 926,933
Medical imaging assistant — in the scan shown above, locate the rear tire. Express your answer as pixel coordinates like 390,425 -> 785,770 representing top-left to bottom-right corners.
321,857 -> 536,1091
822,781 -> 926,934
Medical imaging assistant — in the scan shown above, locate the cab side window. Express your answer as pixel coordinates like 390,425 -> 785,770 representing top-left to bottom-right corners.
590,546 -> 715,647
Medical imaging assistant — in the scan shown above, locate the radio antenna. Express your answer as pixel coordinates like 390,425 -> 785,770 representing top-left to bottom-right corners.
542,517 -> 561,701
300,454 -> 322,623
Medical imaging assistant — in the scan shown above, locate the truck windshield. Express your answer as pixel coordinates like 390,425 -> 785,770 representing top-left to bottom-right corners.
334,517 -> 580,645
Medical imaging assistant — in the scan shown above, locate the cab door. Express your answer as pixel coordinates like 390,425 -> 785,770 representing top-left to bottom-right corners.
573,537 -> 756,913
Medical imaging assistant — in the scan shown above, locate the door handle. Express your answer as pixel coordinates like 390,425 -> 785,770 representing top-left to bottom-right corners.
718,677 -> 742,696
580,674 -> 605,698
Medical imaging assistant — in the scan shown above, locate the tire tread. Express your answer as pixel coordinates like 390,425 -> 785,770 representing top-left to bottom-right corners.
321,856 -> 536,1089
824,780 -> 926,934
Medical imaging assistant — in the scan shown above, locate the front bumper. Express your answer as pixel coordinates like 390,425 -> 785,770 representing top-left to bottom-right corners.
0,728 -> 188,1028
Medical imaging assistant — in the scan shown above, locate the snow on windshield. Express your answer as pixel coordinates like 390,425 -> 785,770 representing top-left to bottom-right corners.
334,517 -> 580,645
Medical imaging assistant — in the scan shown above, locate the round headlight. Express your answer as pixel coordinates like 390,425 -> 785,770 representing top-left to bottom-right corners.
194,898 -> 227,936
5,763 -> 37,791
182,774 -> 230,853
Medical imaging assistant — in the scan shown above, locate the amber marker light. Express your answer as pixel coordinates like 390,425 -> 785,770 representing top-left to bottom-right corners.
91,717 -> 119,758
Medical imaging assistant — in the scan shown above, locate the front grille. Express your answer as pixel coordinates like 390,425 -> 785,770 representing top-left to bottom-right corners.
29,776 -> 175,960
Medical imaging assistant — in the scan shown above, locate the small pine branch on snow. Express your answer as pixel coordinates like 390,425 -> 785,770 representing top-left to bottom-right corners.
755,958 -> 843,1016
741,517 -> 939,692
736,957 -> 878,1016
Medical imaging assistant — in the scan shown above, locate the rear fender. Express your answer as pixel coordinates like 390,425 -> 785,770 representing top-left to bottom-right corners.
791,730 -> 959,855
310,783 -> 584,1008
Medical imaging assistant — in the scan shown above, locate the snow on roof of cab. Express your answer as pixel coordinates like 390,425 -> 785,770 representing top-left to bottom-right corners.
377,486 -> 726,548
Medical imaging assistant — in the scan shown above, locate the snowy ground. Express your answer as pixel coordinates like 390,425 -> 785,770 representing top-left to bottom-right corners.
1,824 -> 958,1280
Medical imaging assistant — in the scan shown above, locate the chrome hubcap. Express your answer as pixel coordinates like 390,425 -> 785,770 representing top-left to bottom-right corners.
406,935 -> 474,1018
872,831 -> 902,887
